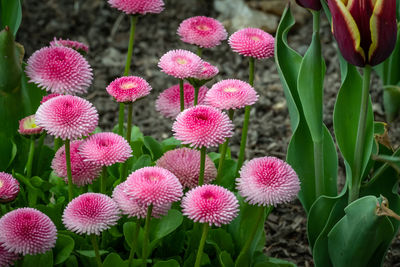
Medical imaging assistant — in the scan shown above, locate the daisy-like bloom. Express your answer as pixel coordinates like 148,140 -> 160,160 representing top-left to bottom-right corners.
182,184 -> 239,226
125,167 -> 183,206
52,140 -> 102,187
0,244 -> 20,266
155,83 -> 208,119
112,182 -> 171,218
63,193 -> 120,235
177,16 -> 228,48
106,76 -> 152,103
0,172 -> 19,203
237,157 -> 300,206
205,79 -> 258,110
40,93 -> 61,104
172,105 -> 234,148
156,148 -> 217,188
50,38 -> 89,54
26,46 -> 93,95
158,49 -> 203,79
18,115 -> 43,135
194,61 -> 219,80
108,0 -> 164,15
228,28 -> 275,59
79,132 -> 132,166
35,95 -> 98,140
0,208 -> 57,255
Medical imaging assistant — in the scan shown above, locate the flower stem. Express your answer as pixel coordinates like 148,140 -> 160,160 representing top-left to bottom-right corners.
199,147 -> 207,186
118,103 -> 125,136
90,234 -> 103,267
142,205 -> 153,267
101,166 -> 107,194
194,85 -> 200,106
215,109 -> 234,185
197,47 -> 203,57
349,65 -> 372,203
120,103 -> 133,181
194,223 -> 209,267
65,139 -> 74,202
26,136 -> 35,179
128,220 -> 141,267
179,79 -> 184,112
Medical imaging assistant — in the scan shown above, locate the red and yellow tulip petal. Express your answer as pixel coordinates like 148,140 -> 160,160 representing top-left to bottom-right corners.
369,0 -> 398,66
328,0 -> 366,66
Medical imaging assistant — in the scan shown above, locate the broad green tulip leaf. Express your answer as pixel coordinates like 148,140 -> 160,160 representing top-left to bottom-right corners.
153,259 -> 180,267
143,136 -> 163,160
219,251 -> 235,267
383,86 -> 400,122
0,23 -> 21,93
21,250 -> 53,267
54,234 -> 75,265
0,0 -> 22,35
19,66 -> 46,115
103,253 -> 128,267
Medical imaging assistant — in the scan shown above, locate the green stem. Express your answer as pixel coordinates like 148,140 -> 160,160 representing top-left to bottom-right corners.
197,47 -> 203,57
118,103 -> 125,136
194,223 -> 209,267
349,65 -> 372,203
35,133 -> 46,173
101,166 -> 107,194
199,147 -> 207,186
90,235 -> 103,267
194,85 -> 200,106
215,110 -> 234,185
65,139 -> 74,202
248,57 -> 255,86
26,136 -> 35,179
142,205 -> 153,267
128,220 -> 141,267
120,103 -> 133,181
179,79 -> 184,112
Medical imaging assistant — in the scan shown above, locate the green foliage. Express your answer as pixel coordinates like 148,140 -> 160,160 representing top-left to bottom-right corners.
0,0 -> 22,35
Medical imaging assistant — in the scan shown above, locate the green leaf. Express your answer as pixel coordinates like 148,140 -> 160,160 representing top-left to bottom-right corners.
0,0 -> 22,35
206,228 -> 235,256
143,136 -> 163,160
161,137 -> 181,152
219,251 -> 235,267
20,65 -> 46,115
383,86 -> 400,122
153,259 -> 180,267
150,209 -> 183,249
123,221 -> 139,248
103,253 -> 128,267
217,159 -> 237,191
131,140 -> 144,158
0,26 -> 21,92
20,250 -> 53,267
131,154 -> 152,172
54,234 -> 75,265
76,250 -> 109,258
64,255 -> 79,267
253,252 -> 297,267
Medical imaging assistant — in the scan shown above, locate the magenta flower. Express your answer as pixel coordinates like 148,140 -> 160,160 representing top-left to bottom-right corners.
26,46 -> 93,95
236,157 -> 300,206
177,16 -> 228,48
108,0 -> 164,15
106,76 -> 152,103
172,105 -> 234,148
181,184 -> 239,226
62,193 -> 120,235
79,132 -> 132,166
229,28 -> 275,59
50,38 -> 89,54
156,83 -> 208,119
125,167 -> 183,206
205,79 -> 258,110
158,49 -> 203,79
156,148 -> 217,188
18,115 -> 43,136
0,244 -> 19,266
0,172 -> 19,203
35,95 -> 98,140
0,208 -> 57,255
112,182 -> 171,218
194,61 -> 219,80
40,93 -> 62,104
52,140 -> 102,187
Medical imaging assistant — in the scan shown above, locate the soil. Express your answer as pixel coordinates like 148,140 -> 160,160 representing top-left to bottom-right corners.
17,0 -> 400,266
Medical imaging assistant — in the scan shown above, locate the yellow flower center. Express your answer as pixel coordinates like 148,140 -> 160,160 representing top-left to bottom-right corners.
196,24 -> 210,31
120,82 -> 138,90
23,117 -> 39,129
224,87 -> 238,93
176,58 -> 188,65
0,180 -> 3,189
251,35 -> 261,41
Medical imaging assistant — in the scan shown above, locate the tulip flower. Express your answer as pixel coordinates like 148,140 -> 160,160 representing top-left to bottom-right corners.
328,0 -> 397,67
296,0 -> 322,11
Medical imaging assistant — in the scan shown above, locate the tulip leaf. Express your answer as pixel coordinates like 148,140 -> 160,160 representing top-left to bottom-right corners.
0,0 -> 22,36
0,27 -> 22,92
383,86 -> 400,122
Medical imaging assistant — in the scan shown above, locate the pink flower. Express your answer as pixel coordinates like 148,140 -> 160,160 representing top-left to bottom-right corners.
205,79 -> 258,110
18,115 -> 43,136
26,46 -> 93,95
62,193 -> 120,235
106,76 -> 152,103
194,61 -> 219,80
50,38 -> 89,54
108,0 -> 164,14
156,148 -> 217,188
79,132 -> 132,166
158,49 -> 203,79
0,208 -> 57,255
155,83 -> 208,119
0,244 -> 19,266
125,167 -> 183,206
181,184 -> 239,226
172,105 -> 234,148
35,95 -> 98,140
229,28 -> 275,59
0,172 -> 19,203
52,140 -> 102,187
177,16 -> 228,48
40,93 -> 62,104
112,182 -> 171,218
236,157 -> 300,206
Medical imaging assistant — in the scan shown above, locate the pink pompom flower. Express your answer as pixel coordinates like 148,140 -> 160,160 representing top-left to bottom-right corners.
112,182 -> 171,218
35,95 -> 98,140
0,244 -> 20,266
125,167 -> 183,206
229,28 -> 275,59
205,79 -> 258,110
106,76 -> 152,103
172,105 -> 234,148
194,61 -> 219,81
79,132 -> 132,166
40,93 -> 62,104
236,157 -> 300,206
156,148 -> 217,188
158,49 -> 203,79
0,208 -> 57,255
108,0 -> 164,15
50,38 -> 89,54
177,16 -> 228,48
62,193 -> 120,235
52,140 -> 102,187
26,46 -> 93,95
18,115 -> 43,136
155,83 -> 208,119
182,184 -> 239,226
0,172 -> 19,203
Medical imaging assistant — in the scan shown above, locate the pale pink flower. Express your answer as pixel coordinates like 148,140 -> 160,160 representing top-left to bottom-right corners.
50,38 -> 89,54
106,76 -> 152,103
194,61 -> 219,80
158,49 -> 203,79
0,172 -> 19,203
229,28 -> 275,59
237,157 -> 300,206
26,46 -> 93,94
108,0 -> 164,14
0,244 -> 19,266
18,115 -> 43,136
